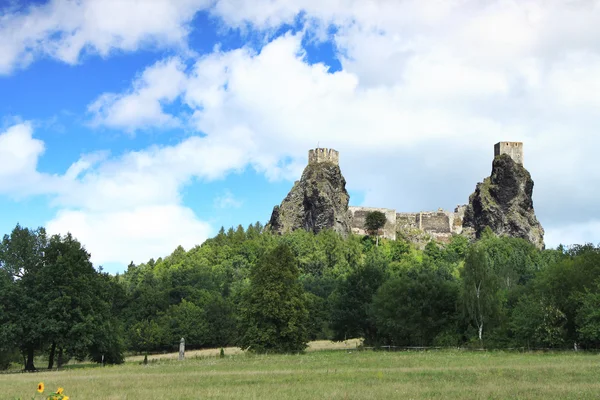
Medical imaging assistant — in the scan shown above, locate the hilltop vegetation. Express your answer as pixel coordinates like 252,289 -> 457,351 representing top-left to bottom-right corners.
1,222 -> 600,370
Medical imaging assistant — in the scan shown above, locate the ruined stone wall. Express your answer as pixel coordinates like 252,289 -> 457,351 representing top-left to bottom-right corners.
420,211 -> 451,233
348,206 -> 397,240
452,205 -> 466,234
308,148 -> 339,165
396,212 -> 419,230
494,142 -> 523,165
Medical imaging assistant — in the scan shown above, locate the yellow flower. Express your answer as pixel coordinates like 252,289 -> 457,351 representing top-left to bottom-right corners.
37,382 -> 44,393
63,396 -> 69,400
56,387 -> 64,394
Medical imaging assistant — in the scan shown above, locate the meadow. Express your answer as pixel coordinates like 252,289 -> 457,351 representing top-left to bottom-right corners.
2,346 -> 600,399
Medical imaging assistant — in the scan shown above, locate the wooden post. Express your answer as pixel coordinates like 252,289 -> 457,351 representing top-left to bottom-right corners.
179,337 -> 185,361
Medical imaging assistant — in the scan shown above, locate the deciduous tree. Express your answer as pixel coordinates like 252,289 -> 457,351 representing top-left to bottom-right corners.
364,211 -> 387,246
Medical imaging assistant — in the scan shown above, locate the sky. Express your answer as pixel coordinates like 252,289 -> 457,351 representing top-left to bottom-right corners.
1,0 -> 599,273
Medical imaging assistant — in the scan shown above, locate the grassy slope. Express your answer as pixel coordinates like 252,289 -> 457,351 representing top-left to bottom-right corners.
3,350 -> 600,399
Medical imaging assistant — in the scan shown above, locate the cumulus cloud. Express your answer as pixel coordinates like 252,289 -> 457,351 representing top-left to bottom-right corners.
3,0 -> 600,266
88,57 -> 189,131
44,132 -> 253,266
0,0 -> 210,74
46,205 -> 211,267
0,122 -> 63,196
0,120 -> 256,267
0,122 -> 44,183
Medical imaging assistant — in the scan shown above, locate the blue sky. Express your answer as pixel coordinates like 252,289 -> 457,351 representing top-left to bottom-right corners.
1,0 -> 599,273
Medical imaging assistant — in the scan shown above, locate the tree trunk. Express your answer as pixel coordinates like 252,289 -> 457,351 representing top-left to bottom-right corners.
48,341 -> 56,370
24,346 -> 35,371
478,323 -> 483,343
57,347 -> 64,369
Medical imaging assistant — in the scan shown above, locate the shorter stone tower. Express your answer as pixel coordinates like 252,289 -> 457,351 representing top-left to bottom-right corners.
308,148 -> 339,165
494,142 -> 523,165
465,140 -> 544,249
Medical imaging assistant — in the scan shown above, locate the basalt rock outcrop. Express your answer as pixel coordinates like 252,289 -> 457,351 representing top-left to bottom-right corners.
268,148 -> 351,235
463,153 -> 545,249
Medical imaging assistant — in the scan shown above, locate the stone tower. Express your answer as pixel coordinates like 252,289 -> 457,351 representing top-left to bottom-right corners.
464,141 -> 544,249
268,147 -> 350,236
494,142 -> 523,165
308,148 -> 339,165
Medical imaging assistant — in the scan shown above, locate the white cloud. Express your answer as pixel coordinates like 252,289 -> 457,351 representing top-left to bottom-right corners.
0,120 -> 256,266
0,122 -> 62,196
0,122 -> 43,182
0,0 -> 210,74
87,57 -> 188,131
43,131 -> 254,266
46,205 -> 211,267
214,190 -> 242,209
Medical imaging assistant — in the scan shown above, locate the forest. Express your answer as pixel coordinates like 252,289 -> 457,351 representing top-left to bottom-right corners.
1,222 -> 600,371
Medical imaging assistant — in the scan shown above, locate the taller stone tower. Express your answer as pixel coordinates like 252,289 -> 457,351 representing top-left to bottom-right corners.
464,142 -> 544,249
268,148 -> 351,235
494,142 -> 523,165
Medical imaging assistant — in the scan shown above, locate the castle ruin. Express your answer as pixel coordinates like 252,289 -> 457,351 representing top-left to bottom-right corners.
299,146 -> 469,242
348,206 -> 466,242
345,142 -> 526,242
271,142 -> 543,247
494,142 -> 523,165
308,148 -> 340,165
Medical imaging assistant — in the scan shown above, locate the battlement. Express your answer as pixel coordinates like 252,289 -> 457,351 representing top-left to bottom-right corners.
495,142 -> 523,165
308,148 -> 339,165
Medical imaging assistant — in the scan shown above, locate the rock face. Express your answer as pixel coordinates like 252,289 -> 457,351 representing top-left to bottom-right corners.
268,149 -> 351,235
463,154 -> 545,249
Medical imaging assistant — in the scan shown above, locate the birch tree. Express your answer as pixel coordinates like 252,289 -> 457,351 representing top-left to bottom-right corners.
462,245 -> 498,344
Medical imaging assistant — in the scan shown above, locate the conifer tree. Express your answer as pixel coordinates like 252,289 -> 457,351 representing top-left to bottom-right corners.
239,244 -> 308,353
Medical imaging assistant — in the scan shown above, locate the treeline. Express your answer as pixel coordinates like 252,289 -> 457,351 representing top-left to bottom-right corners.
1,222 -> 600,370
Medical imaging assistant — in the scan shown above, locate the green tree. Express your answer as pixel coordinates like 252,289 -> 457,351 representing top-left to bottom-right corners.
511,294 -> 566,348
1,227 -> 126,369
462,245 -> 498,344
372,269 -> 459,346
576,284 -> 600,347
533,244 -> 600,345
129,319 -> 167,354
0,225 -> 47,370
41,233 -> 124,368
238,244 -> 309,353
330,251 -> 388,343
0,267 -> 17,370
163,299 -> 209,348
364,211 -> 387,246
203,294 -> 237,347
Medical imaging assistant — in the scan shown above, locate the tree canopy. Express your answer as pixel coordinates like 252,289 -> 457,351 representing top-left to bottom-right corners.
2,220 -> 600,371
364,211 -> 387,246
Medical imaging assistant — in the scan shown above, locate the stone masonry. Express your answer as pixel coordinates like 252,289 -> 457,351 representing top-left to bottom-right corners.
494,142 -> 523,165
348,207 -> 398,239
349,206 -> 466,242
308,148 -> 339,165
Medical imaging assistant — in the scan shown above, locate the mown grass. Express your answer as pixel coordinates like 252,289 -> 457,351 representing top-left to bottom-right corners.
3,349 -> 600,399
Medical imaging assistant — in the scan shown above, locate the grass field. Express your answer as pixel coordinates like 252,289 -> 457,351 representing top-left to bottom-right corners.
2,347 -> 600,399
